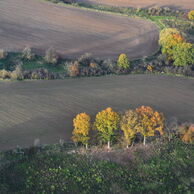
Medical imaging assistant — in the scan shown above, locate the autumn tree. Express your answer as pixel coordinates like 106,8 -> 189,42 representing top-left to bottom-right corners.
159,28 -> 185,59
44,47 -> 58,65
72,113 -> 91,149
188,10 -> 194,20
11,65 -> 23,80
136,106 -> 164,145
172,42 -> 194,66
117,54 -> 130,69
120,110 -> 140,148
93,107 -> 120,149
68,61 -> 80,77
22,47 -> 35,60
178,123 -> 194,143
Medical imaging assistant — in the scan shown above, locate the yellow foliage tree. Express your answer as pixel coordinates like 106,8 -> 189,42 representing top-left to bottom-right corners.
117,54 -> 130,69
136,106 -> 164,145
120,110 -> 140,148
93,107 -> 120,149
72,113 -> 91,149
188,10 -> 194,20
159,28 -> 185,59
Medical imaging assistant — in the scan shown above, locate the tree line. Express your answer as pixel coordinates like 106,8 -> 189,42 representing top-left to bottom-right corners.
72,106 -> 194,149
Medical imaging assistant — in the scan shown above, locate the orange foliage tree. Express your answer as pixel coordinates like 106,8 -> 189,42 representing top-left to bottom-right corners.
159,28 -> 185,60
72,113 -> 91,149
93,107 -> 120,149
178,124 -> 194,143
136,106 -> 164,145
120,110 -> 140,148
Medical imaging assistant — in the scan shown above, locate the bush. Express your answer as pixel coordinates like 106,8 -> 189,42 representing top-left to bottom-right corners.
188,10 -> 194,20
11,65 -> 23,80
22,47 -> 35,60
44,47 -> 59,65
0,69 -> 11,79
68,61 -> 80,77
178,123 -> 194,143
78,53 -> 92,67
0,49 -> 8,59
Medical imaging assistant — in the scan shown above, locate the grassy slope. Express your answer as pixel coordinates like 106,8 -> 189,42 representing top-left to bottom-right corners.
0,139 -> 193,193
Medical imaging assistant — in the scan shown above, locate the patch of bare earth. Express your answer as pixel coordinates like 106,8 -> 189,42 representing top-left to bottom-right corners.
0,0 -> 158,59
81,0 -> 194,10
0,75 -> 194,150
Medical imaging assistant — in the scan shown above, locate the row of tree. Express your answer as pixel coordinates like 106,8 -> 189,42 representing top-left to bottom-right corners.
159,28 -> 194,66
72,106 -> 164,149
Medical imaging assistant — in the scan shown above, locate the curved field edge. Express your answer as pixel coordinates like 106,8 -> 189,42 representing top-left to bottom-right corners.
78,0 -> 194,10
0,74 -> 194,150
0,0 -> 159,59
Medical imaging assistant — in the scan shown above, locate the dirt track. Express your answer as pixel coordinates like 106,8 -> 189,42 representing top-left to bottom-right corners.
0,75 -> 194,150
0,0 -> 159,59
82,0 -> 194,10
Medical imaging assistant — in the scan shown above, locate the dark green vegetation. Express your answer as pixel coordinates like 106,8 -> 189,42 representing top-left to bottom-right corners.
0,138 -> 193,193
1,50 -> 194,80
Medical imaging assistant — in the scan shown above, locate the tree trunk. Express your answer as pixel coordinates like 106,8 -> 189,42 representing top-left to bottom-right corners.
126,144 -> 129,149
143,136 -> 146,146
131,140 -> 134,148
85,143 -> 88,150
107,141 -> 110,149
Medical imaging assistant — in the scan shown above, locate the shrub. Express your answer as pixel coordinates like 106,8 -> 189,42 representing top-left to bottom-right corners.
188,10 -> 194,20
117,54 -> 130,69
93,107 -> 120,149
22,47 -> 35,60
68,61 -> 80,77
78,53 -> 92,66
0,49 -> 8,59
72,113 -> 91,149
0,69 -> 11,79
178,123 -> 194,143
44,47 -> 58,65
11,65 -> 23,80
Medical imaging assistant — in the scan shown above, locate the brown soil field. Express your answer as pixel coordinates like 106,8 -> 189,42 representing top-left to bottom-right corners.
0,75 -> 194,150
0,0 -> 159,59
82,0 -> 194,10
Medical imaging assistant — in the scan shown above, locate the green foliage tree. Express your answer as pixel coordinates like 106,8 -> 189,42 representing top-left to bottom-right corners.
120,110 -> 140,148
172,42 -> 194,66
93,107 -> 120,149
117,54 -> 130,69
72,113 -> 91,149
